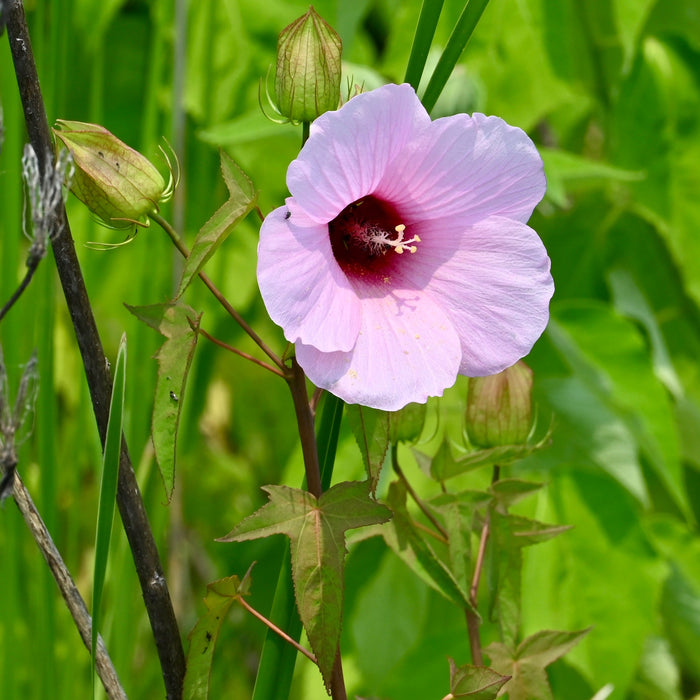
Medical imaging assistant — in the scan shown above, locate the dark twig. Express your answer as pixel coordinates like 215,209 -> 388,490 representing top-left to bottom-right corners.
0,261 -> 39,323
4,3 -> 186,697
11,470 -> 127,700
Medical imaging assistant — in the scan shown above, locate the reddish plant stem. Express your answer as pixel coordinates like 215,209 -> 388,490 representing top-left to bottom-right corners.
151,212 -> 284,371
198,327 -> 285,378
237,597 -> 317,663
285,358 -> 348,700
286,358 -> 322,498
392,445 -> 449,541
465,464 -> 501,666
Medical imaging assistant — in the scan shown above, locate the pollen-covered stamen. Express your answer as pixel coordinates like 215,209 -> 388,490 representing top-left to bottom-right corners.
361,223 -> 421,255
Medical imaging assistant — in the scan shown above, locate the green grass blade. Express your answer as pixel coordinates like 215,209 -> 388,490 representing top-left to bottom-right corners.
251,393 -> 344,700
421,0 -> 491,113
404,0 -> 445,90
318,394 -> 344,490
91,333 -> 127,694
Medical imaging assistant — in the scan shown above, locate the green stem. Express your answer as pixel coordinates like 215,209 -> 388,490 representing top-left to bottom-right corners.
421,0 -> 491,113
404,0 -> 445,90
251,393 -> 345,700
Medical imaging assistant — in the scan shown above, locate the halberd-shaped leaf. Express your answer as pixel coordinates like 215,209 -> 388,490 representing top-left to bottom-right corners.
218,480 -> 391,690
447,658 -> 511,699
184,570 -> 252,700
175,151 -> 257,299
486,628 -> 591,700
125,302 -> 201,499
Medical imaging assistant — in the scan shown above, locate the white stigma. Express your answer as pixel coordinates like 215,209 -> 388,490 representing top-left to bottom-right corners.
361,223 -> 420,255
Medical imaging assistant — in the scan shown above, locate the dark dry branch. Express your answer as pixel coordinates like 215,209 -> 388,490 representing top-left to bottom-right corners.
11,470 -> 127,700
4,2 -> 186,697
0,260 -> 39,322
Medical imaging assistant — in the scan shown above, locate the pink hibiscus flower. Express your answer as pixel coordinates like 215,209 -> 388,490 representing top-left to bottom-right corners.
257,83 -> 553,411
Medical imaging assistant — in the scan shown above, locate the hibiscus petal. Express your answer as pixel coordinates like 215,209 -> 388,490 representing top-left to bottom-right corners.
287,83 -> 430,224
425,216 -> 554,376
296,288 -> 461,410
376,112 -> 545,225
257,206 -> 361,352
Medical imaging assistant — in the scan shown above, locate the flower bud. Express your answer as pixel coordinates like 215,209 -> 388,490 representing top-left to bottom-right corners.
466,361 -> 534,448
274,7 -> 342,122
53,120 -> 171,228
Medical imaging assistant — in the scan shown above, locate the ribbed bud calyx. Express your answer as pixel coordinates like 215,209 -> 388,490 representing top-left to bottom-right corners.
274,6 -> 342,122
466,361 -> 534,448
53,120 -> 169,228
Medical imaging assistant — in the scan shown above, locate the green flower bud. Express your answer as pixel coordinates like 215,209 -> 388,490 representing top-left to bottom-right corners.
53,120 -> 172,228
465,361 -> 534,449
274,6 -> 342,122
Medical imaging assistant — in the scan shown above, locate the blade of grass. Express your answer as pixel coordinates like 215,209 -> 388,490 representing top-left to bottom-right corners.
404,0 -> 445,90
421,0 -> 491,114
251,393 -> 345,700
92,333 -> 127,695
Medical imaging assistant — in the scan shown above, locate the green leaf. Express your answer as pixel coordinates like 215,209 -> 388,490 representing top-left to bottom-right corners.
541,148 -> 643,209
126,302 -> 201,499
345,404 -> 390,491
175,151 -> 257,300
548,302 -> 688,517
427,490 -> 490,592
91,333 -> 126,693
389,402 -> 427,444
506,514 -> 573,548
219,480 -> 391,690
486,628 -> 590,700
448,658 -> 511,699
539,376 -> 650,505
487,511 -> 522,648
417,436 -> 547,482
379,480 -> 475,612
184,571 -> 252,700
251,394 -> 344,700
608,268 -> 683,398
490,479 -> 545,508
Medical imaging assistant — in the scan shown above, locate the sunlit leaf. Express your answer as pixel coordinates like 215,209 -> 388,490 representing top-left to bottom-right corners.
548,302 -> 688,517
175,151 -> 257,300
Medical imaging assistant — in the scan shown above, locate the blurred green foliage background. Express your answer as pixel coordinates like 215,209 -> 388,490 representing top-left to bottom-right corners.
2,0 -> 700,698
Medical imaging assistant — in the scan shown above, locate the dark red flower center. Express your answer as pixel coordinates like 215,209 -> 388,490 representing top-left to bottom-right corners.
328,196 -> 419,277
